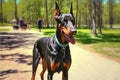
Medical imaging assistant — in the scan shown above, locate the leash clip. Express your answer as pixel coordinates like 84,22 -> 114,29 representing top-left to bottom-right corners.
62,47 -> 66,58
62,47 -> 65,52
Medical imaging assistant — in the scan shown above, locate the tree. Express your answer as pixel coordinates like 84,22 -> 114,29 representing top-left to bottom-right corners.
18,0 -> 44,24
97,0 -> 103,35
45,0 -> 49,27
1,0 -> 120,28
78,2 -> 82,27
114,2 -> 120,25
89,0 -> 103,36
14,0 -> 18,23
0,0 -> 3,23
88,0 -> 92,29
76,0 -> 78,27
89,0 -> 97,36
109,0 -> 114,28
2,0 -> 15,23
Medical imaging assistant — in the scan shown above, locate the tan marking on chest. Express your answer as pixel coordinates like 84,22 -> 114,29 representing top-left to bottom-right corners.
50,61 -> 61,71
63,62 -> 71,70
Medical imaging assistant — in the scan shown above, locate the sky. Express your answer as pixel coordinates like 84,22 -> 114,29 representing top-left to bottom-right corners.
5,0 -> 20,3
17,0 -> 20,3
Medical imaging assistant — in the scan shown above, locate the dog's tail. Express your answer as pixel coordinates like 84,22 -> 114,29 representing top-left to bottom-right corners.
32,42 -> 40,80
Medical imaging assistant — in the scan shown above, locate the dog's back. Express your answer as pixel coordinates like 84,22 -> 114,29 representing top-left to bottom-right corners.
35,37 -> 51,57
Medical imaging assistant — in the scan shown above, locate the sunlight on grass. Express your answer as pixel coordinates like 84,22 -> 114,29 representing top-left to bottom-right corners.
0,28 -> 10,32
76,28 -> 120,58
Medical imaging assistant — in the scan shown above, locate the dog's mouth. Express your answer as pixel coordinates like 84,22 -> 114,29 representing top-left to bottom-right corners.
62,31 -> 76,44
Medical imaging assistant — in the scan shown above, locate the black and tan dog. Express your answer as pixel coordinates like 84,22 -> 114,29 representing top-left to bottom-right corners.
31,2 -> 77,80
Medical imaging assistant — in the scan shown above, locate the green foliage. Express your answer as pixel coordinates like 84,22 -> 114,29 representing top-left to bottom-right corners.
0,23 -> 11,26
75,28 -> 120,44
31,26 -> 56,36
18,0 -> 44,23
42,28 -> 56,36
2,0 -> 15,22
76,28 -> 120,58
1,0 -> 120,26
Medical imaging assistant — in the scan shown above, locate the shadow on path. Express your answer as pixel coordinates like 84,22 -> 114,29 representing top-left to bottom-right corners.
0,53 -> 32,65
0,31 -> 42,79
0,32 -> 40,50
0,69 -> 31,76
0,69 -> 31,80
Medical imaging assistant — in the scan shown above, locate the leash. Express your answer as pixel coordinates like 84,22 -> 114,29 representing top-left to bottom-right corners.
55,35 -> 68,47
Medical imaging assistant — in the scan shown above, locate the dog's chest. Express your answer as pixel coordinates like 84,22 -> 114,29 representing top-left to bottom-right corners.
50,49 -> 69,73
48,39 -> 71,73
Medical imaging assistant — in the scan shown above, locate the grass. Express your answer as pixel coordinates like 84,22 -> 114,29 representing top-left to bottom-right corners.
0,23 -> 12,26
75,28 -> 120,58
0,28 -> 10,32
32,26 -> 56,36
32,27 -> 120,59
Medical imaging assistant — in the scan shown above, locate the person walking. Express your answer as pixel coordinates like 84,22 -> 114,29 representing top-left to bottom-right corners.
37,18 -> 42,32
12,18 -> 19,30
19,18 -> 24,30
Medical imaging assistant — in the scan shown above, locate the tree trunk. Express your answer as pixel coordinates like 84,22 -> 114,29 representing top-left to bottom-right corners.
97,0 -> 102,35
45,0 -> 49,27
14,0 -> 18,24
109,0 -> 114,28
88,0 -> 92,29
91,0 -> 97,36
92,10 -> 96,36
0,0 -> 3,23
78,9 -> 81,27
76,0 -> 78,27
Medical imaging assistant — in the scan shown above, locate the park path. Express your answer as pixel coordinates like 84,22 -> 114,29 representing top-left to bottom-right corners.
0,27 -> 120,80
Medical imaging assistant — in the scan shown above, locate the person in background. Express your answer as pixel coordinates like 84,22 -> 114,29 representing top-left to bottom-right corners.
27,18 -> 31,30
19,18 -> 24,30
12,18 -> 19,30
37,18 -> 42,32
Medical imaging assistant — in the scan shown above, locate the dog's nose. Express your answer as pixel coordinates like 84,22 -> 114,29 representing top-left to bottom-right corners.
70,28 -> 77,35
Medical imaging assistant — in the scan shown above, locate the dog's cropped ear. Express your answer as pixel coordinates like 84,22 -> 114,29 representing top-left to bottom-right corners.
54,2 -> 61,18
70,2 -> 73,15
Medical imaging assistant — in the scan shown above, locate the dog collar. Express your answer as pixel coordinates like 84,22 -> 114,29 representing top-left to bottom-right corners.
55,35 -> 68,47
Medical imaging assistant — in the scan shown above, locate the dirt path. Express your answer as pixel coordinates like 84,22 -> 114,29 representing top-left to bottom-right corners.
0,28 -> 120,80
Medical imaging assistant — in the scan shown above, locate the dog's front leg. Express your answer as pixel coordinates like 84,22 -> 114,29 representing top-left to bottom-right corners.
47,73 -> 53,80
62,68 -> 68,80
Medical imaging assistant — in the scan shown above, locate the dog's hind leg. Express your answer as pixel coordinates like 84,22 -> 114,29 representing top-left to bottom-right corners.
40,58 -> 47,80
31,43 -> 40,80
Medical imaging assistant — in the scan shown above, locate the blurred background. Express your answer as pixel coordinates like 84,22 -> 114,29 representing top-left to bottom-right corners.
0,0 -> 120,29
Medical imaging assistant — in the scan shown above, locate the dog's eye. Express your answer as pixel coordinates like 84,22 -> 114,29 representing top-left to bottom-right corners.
56,16 -> 62,23
61,22 -> 67,27
64,17 -> 67,21
71,18 -> 75,25
64,17 -> 68,23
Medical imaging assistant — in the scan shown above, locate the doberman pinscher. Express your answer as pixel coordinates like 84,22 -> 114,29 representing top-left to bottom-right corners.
31,2 -> 77,80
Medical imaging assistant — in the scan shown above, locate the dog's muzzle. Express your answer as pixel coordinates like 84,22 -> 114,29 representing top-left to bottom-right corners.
70,27 -> 77,35
67,21 -> 77,35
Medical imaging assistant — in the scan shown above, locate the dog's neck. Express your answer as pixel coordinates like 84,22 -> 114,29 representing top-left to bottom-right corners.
55,25 -> 68,47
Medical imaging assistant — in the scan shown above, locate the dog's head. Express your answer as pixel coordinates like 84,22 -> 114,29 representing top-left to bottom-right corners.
54,2 -> 77,44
